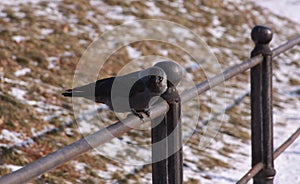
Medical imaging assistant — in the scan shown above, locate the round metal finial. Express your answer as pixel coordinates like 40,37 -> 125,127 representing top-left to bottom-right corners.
154,61 -> 183,86
251,25 -> 273,45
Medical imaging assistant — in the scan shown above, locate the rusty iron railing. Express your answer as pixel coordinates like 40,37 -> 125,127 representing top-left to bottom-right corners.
0,25 -> 300,184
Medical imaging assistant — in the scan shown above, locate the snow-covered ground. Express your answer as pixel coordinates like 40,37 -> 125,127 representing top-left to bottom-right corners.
254,0 -> 300,25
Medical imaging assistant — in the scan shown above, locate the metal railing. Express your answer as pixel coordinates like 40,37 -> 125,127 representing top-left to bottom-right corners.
0,25 -> 300,184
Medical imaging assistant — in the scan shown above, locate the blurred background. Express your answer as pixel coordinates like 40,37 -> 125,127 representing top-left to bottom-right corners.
0,0 -> 299,183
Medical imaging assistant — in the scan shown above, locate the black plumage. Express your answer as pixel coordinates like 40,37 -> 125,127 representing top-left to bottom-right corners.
62,67 -> 167,118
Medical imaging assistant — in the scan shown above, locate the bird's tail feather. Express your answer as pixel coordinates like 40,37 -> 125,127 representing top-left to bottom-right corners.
62,89 -> 92,97
62,92 -> 72,97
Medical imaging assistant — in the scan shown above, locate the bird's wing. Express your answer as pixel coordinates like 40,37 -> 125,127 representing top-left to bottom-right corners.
129,78 -> 146,98
62,70 -> 146,103
110,71 -> 143,97
94,77 -> 114,97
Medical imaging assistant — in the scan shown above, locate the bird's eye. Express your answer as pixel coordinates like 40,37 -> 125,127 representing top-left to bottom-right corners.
158,76 -> 163,82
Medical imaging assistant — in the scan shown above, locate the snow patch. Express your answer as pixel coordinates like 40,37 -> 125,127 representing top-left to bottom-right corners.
159,49 -> 168,56
9,87 -> 27,101
144,1 -> 164,16
4,78 -> 28,86
0,129 -> 24,145
2,164 -> 22,172
12,35 -> 27,43
47,57 -> 60,69
207,26 -> 226,38
40,28 -> 54,35
14,68 -> 31,77
96,170 -> 111,179
252,0 -> 300,26
172,27 -> 194,39
212,16 -> 221,26
73,161 -> 87,173
126,46 -> 141,59
275,133 -> 300,183
0,0 -> 40,5
105,6 -> 136,21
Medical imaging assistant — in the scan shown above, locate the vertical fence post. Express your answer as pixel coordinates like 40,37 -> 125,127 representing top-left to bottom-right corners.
152,112 -> 168,184
152,61 -> 183,184
163,84 -> 182,184
250,28 -> 264,184
261,42 -> 276,184
152,83 -> 182,184
250,25 -> 276,184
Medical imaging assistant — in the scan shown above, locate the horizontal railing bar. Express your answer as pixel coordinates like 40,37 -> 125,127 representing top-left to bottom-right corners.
274,127 -> 300,159
181,56 -> 262,103
273,36 -> 300,57
1,36 -> 300,184
236,162 -> 264,184
183,35 -> 300,103
237,127 -> 300,184
0,102 -> 170,184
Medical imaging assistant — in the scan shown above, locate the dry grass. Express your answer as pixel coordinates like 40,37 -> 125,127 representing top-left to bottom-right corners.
0,0 -> 299,183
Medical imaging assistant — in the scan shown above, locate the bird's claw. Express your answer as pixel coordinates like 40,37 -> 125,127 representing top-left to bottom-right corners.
131,109 -> 151,120
131,109 -> 144,119
144,108 -> 151,117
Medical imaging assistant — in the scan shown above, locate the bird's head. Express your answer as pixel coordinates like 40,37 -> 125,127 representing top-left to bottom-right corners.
139,66 -> 167,94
